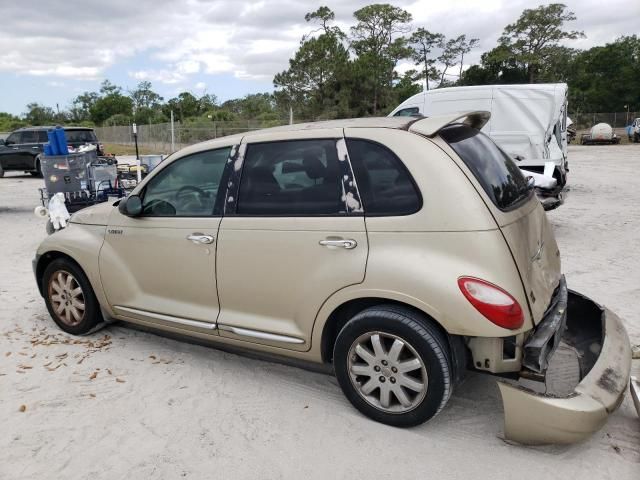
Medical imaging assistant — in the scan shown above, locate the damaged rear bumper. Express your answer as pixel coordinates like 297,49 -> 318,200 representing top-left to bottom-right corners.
498,290 -> 631,445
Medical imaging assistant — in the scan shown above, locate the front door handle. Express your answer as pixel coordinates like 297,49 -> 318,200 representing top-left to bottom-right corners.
319,238 -> 357,249
187,233 -> 215,244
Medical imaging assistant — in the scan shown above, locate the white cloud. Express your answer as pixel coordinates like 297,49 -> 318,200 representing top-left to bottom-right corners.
129,69 -> 185,85
195,82 -> 206,90
1,0 -> 637,88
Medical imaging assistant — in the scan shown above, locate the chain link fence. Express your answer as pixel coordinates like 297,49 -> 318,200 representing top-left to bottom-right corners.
94,119 -> 316,154
94,112 -> 640,154
569,112 -> 638,130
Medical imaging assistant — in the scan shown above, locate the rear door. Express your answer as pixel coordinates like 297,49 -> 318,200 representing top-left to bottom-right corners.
215,130 -> 368,350
439,124 -> 561,324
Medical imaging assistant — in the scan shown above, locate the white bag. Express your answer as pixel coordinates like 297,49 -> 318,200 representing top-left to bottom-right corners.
47,193 -> 71,230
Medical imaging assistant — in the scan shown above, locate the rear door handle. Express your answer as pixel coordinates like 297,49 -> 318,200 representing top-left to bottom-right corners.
319,238 -> 357,249
187,233 -> 215,244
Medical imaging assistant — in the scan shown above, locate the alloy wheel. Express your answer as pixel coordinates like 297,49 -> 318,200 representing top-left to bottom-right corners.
347,331 -> 428,414
48,270 -> 86,326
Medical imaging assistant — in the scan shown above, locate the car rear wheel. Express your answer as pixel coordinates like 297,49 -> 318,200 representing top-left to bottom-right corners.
0,164 -> 4,178
333,305 -> 452,427
43,259 -> 103,335
30,157 -> 42,177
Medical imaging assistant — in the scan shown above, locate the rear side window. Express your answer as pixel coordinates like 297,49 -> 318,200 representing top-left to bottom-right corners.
440,125 -> 531,211
346,139 -> 421,215
237,139 -> 343,215
21,131 -> 38,143
37,130 -> 48,143
65,129 -> 97,143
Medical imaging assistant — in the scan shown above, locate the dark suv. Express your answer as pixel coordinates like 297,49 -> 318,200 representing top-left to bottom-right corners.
0,126 -> 102,177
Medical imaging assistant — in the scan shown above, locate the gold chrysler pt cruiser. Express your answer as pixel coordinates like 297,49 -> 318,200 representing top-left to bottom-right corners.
33,112 -> 632,444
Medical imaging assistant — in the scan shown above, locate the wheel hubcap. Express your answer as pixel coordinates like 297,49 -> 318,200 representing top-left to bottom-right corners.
48,270 -> 85,326
347,331 -> 428,414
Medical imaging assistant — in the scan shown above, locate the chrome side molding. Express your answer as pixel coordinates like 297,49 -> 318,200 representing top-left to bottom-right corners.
218,324 -> 305,344
113,306 -> 217,330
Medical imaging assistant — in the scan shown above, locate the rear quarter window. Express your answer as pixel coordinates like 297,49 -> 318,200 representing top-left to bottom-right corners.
346,138 -> 421,216
65,129 -> 97,143
439,125 -> 531,211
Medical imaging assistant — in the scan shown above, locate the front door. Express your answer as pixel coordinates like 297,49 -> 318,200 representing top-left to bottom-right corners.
216,131 -> 368,350
99,146 -> 232,332
0,132 -> 26,169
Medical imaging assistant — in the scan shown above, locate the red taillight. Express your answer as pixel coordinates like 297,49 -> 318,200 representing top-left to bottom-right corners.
458,277 -> 524,329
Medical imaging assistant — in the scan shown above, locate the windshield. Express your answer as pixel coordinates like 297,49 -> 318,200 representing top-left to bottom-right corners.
440,124 -> 531,211
65,129 -> 97,143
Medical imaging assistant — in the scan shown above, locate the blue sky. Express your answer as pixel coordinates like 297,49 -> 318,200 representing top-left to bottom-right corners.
1,0 -> 637,116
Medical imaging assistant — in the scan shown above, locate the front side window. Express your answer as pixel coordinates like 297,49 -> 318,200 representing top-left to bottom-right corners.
5,133 -> 19,145
237,139 -> 343,215
346,139 -> 421,215
141,147 -> 230,216
440,124 -> 531,211
394,107 -> 420,117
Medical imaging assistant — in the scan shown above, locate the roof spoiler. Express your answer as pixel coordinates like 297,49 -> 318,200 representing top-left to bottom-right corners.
408,111 -> 491,137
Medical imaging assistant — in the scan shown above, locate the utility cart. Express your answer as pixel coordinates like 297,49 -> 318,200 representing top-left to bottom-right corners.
36,152 -> 126,233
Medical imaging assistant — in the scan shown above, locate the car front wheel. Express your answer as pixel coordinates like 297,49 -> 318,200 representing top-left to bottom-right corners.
333,305 -> 452,427
43,259 -> 103,335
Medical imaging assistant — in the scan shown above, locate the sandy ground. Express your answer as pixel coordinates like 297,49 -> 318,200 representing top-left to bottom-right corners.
1,145 -> 639,479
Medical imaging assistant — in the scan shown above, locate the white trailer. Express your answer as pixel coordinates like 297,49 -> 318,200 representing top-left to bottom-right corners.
389,84 -> 569,209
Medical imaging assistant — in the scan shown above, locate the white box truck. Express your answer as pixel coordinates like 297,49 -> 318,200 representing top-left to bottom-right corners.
389,83 -> 569,210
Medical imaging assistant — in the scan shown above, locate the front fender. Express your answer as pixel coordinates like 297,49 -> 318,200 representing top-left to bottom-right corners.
35,223 -> 110,315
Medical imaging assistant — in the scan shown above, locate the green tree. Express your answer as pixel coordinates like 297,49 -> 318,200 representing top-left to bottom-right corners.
275,6 -> 350,119
69,92 -> 99,123
496,3 -> 584,83
130,81 -> 164,124
409,28 -> 444,90
0,112 -> 26,131
454,35 -> 480,81
393,69 -> 422,104
90,82 -> 133,125
350,4 -> 413,114
24,103 -> 56,125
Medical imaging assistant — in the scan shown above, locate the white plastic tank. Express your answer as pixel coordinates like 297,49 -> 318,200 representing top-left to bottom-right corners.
590,123 -> 613,141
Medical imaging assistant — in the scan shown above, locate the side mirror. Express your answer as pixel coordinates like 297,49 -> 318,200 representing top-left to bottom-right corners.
526,176 -> 535,190
118,195 -> 143,216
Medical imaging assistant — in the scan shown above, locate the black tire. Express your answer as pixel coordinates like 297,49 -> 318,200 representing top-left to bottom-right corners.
30,156 -> 42,177
634,133 -> 640,143
0,164 -> 4,178
42,258 -> 103,335
333,305 -> 452,428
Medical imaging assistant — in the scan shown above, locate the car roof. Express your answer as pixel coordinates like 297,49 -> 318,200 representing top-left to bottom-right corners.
177,112 -> 490,159
15,126 -> 94,132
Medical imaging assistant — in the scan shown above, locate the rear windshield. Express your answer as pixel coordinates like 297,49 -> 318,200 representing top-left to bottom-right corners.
440,125 -> 531,210
65,129 -> 97,143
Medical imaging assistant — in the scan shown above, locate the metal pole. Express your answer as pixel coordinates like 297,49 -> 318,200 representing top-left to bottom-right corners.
289,106 -> 293,125
170,110 -> 175,152
133,123 -> 141,184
